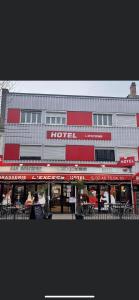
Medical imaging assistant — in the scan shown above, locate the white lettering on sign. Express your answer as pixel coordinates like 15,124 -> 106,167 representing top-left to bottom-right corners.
69,175 -> 85,180
0,175 -> 26,180
50,132 -> 77,139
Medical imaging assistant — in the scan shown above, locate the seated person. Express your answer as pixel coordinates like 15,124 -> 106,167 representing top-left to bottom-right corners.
100,190 -> 109,208
110,194 -> 116,204
38,192 -> 46,206
24,191 -> 33,207
2,191 -> 12,206
15,195 -> 22,208
89,195 -> 98,208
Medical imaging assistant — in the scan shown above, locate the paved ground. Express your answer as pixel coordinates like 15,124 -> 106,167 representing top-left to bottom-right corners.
1,213 -> 139,220
52,213 -> 75,220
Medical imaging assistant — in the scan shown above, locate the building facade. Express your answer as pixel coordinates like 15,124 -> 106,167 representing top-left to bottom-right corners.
1,83 -> 139,213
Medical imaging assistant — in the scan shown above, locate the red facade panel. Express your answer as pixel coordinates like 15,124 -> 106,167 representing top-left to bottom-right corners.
7,109 -> 20,123
136,114 -> 139,127
66,145 -> 94,161
67,111 -> 92,126
4,144 -> 20,160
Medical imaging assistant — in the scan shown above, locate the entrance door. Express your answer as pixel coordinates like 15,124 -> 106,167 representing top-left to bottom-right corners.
50,183 -> 74,213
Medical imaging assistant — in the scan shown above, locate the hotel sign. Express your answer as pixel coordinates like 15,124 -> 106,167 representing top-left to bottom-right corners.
0,173 -> 132,181
47,131 -> 111,140
118,156 -> 135,167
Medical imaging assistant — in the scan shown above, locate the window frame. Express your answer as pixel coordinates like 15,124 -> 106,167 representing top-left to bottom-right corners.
46,115 -> 66,125
20,111 -> 42,124
95,149 -> 115,162
93,114 -> 112,126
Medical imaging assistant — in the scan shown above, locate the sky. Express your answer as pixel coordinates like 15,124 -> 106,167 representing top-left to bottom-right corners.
12,81 -> 139,97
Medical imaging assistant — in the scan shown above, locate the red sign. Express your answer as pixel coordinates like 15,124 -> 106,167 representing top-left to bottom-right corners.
47,131 -> 111,140
0,173 -> 132,181
118,156 -> 135,167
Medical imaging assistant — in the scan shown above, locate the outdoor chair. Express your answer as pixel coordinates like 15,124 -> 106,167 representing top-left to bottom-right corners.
75,213 -> 84,220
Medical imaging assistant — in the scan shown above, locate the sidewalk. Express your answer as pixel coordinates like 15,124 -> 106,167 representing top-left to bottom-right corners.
52,214 -> 75,220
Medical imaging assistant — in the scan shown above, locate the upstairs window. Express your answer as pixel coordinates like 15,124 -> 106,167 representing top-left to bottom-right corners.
94,114 -> 112,126
95,149 -> 115,161
21,111 -> 41,124
46,114 -> 66,125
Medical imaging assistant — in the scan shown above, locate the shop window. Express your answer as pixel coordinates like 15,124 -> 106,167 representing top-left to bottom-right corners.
26,184 -> 36,201
94,114 -> 112,126
14,185 -> 25,205
2,184 -> 13,205
37,184 -> 48,205
120,185 -> 131,204
95,149 -> 115,161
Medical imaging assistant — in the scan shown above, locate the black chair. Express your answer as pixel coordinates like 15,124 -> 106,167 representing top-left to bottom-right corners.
45,212 -> 53,219
75,213 -> 84,220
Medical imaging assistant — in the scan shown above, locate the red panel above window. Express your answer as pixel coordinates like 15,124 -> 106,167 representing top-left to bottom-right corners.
67,111 -> 92,126
4,144 -> 20,160
66,145 -> 94,161
136,114 -> 139,127
7,109 -> 20,123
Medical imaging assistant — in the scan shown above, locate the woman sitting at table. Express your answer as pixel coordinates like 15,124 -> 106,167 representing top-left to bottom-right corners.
24,191 -> 33,207
89,194 -> 98,208
100,190 -> 109,208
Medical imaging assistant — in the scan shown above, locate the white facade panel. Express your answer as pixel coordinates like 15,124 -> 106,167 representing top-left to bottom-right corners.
117,148 -> 138,161
44,146 -> 65,160
116,114 -> 136,127
20,146 -> 42,157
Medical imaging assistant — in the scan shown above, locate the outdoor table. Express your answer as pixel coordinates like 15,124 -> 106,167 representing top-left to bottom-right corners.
109,202 -> 126,217
80,202 -> 95,215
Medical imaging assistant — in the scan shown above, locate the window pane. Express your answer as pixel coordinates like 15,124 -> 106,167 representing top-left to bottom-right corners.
32,113 -> 36,123
46,117 -> 50,124
26,112 -> 31,123
51,117 -> 55,124
21,112 -> 26,123
62,117 -> 65,124
108,115 -> 112,125
57,117 -> 61,124
37,113 -> 41,123
93,114 -> 97,125
98,115 -> 102,125
95,149 -> 115,161
103,115 -> 107,125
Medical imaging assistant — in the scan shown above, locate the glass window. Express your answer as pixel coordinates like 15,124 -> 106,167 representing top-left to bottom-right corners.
51,117 -> 56,124
14,185 -> 25,205
46,117 -> 50,124
57,117 -> 61,124
32,112 -> 36,123
62,117 -> 66,124
93,114 -> 97,125
108,115 -> 112,125
103,115 -> 107,125
26,112 -> 31,123
3,184 -> 13,205
98,114 -> 103,125
95,149 -> 115,161
100,185 -> 109,208
37,113 -> 41,123
110,185 -> 117,204
93,114 -> 112,126
21,112 -> 26,123
21,111 -> 41,124
26,184 -> 36,200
